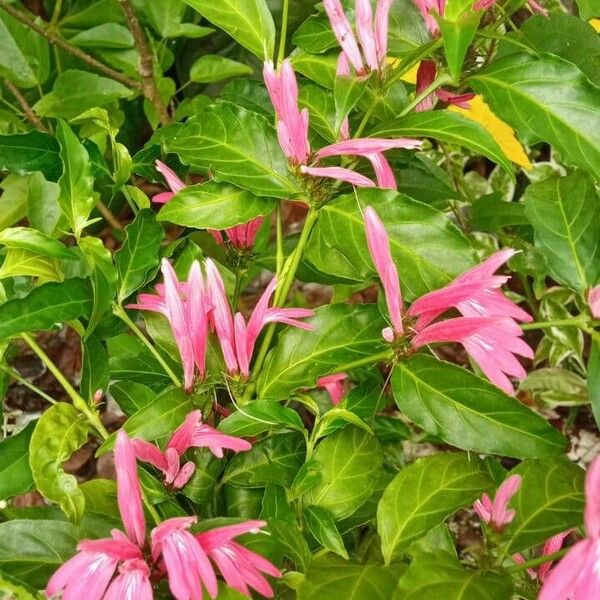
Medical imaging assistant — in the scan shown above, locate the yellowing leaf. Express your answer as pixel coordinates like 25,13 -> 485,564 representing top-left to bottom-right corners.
448,95 -> 532,170
387,57 -> 418,84
590,19 -> 600,33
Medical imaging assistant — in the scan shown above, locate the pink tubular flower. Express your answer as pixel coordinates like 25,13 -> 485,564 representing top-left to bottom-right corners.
539,457 -> 600,599
128,260 -> 209,391
473,474 -> 521,532
323,0 -> 366,73
104,559 -> 153,600
473,0 -> 548,16
364,206 -> 404,338
132,410 -> 251,489
300,165 -> 376,187
317,373 -> 348,405
413,0 -> 445,35
196,521 -> 282,598
589,285 -> 600,319
209,217 -> 264,251
415,60 -> 475,112
153,160 -> 186,204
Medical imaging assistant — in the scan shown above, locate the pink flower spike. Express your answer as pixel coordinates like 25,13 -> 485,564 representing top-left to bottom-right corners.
537,531 -> 571,582
115,430 -> 146,547
317,372 -> 348,405
225,217 -> 264,250
375,0 -> 394,66
474,475 -> 521,532
527,0 -> 549,16
364,207 -> 404,336
415,60 -> 436,112
473,493 -> 493,523
365,153 -> 397,189
301,165 -> 376,187
356,0 -> 379,72
153,160 -> 186,204
589,285 -> 600,319
187,261 -> 209,379
104,559 -> 153,600
336,52 -> 351,140
316,138 -> 422,159
436,88 -> 476,109
584,455 -> 600,539
191,423 -> 253,458
473,0 -> 496,10
168,410 -> 202,455
323,0 -> 365,73
412,0 -> 443,35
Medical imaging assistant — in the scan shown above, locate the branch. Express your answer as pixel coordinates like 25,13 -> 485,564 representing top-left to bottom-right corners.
3,79 -> 50,132
0,2 -> 140,90
117,0 -> 170,125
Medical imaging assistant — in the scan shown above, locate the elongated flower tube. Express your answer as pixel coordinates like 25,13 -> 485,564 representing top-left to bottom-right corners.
300,165 -> 377,187
317,373 -> 348,405
152,160 -> 186,204
323,0 -> 366,73
413,0 -> 445,35
415,60 -> 475,112
513,531 -> 571,581
132,410 -> 251,489
473,474 -> 521,532
128,260 -> 209,391
539,457 -> 600,599
473,0 -> 548,15
209,217 -> 264,251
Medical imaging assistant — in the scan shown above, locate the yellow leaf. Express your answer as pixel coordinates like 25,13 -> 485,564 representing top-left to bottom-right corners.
386,57 -> 418,84
448,95 -> 532,170
590,19 -> 600,33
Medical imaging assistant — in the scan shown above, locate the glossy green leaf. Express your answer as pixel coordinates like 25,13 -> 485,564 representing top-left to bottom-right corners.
0,227 -> 73,260
81,334 -> 109,401
291,50 -> 338,89
393,355 -> 567,458
26,172 -> 61,235
183,0 -> 275,58
109,380 -> 155,416
56,120 -> 95,238
298,83 -> 338,142
0,278 -> 92,340
297,556 -> 402,600
34,70 -> 131,120
438,13 -> 480,83
108,339 -> 174,388
0,571 -> 42,600
0,15 -> 37,88
182,451 -> 223,504
304,188 -> 475,299
0,520 -> 77,588
157,182 -> 276,230
505,457 -> 585,552
190,55 -> 252,83
115,209 -> 165,302
0,248 -> 62,282
97,387 -> 193,455
0,421 -> 35,500
589,334 -> 600,428
524,171 -> 600,291
218,401 -> 305,436
306,426 -> 382,520
29,403 -> 90,522
470,193 -> 528,232
395,551 -> 513,599
158,103 -> 303,198
469,53 -> 600,180
257,304 -> 387,400
305,506 -> 348,559
378,453 -> 493,564
0,131 -> 61,181
144,0 -> 214,38
68,23 -> 133,49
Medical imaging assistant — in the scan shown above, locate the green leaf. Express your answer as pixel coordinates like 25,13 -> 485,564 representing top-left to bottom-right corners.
0,227 -> 73,260
33,70 -> 131,120
144,0 -> 214,38
371,111 -> 514,175
304,188 -> 475,299
0,278 -> 92,340
469,53 -> 600,180
574,0 -> 598,19
470,193 -> 528,232
109,380 -> 155,416
0,248 -> 62,282
297,556 -> 402,600
298,83 -> 337,143
115,209 -> 165,302
0,520 -> 77,588
257,304 -> 387,400
0,421 -> 35,500
157,182 -> 276,230
0,131 -> 61,181
0,15 -> 37,87
29,403 -> 90,522
97,387 -> 194,455
182,451 -> 223,504
505,457 -> 585,553
438,13 -> 480,83
306,426 -> 382,520
190,55 -> 252,83
81,334 -> 109,401
68,23 -> 134,49
377,453 -> 493,564
305,506 -> 348,559
393,355 -> 567,459
395,551 -> 513,599
291,50 -> 338,89
183,0 -> 275,58
56,120 -> 95,238
26,172 -> 61,235
589,334 -> 600,428
158,103 -> 303,198
0,571 -> 42,600
524,171 -> 600,291
218,401 -> 305,436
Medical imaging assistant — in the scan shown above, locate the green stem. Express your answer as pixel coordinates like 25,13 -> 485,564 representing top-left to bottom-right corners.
276,0 -> 290,65
519,274 -> 539,320
398,73 -> 452,117
232,268 -> 246,311
113,304 -> 182,388
521,316 -> 593,331
276,202 -> 284,276
506,548 -> 568,573
21,333 -> 109,439
0,364 -> 57,405
50,0 -> 63,25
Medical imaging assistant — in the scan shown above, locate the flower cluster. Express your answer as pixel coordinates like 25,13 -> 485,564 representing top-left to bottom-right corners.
46,429 -> 280,600
363,206 -> 533,394
129,258 -> 314,389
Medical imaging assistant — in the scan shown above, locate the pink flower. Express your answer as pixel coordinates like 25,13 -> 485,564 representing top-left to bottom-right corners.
104,559 -> 153,600
513,531 -> 570,582
473,474 -> 521,532
209,217 -> 264,251
589,285 -> 600,320
128,260 -> 209,391
473,0 -> 548,16
323,0 -> 366,73
132,410 -> 252,489
364,206 -> 404,338
196,521 -> 282,598
152,160 -> 186,204
415,60 -> 475,112
412,0 -> 446,36
412,317 -> 533,395
539,457 -> 600,599
317,373 -> 348,405
300,165 -> 377,187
